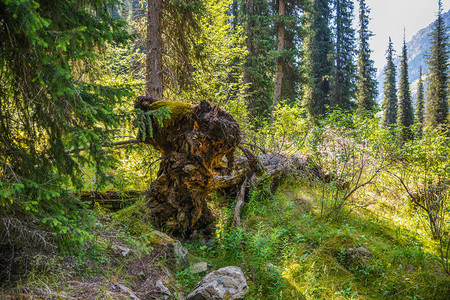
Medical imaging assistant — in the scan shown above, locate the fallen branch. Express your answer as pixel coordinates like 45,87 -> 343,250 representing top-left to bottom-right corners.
66,139 -> 140,154
234,178 -> 248,226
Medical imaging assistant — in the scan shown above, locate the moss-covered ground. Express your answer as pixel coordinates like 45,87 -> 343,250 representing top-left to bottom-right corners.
179,177 -> 450,299
2,177 -> 449,299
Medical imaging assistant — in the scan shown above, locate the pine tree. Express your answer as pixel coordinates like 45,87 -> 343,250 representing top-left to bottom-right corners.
273,0 -> 306,110
332,0 -> 356,111
355,0 -> 378,115
273,0 -> 286,109
146,0 -> 163,99
302,0 -> 334,120
0,0 -> 129,240
415,66 -> 425,136
425,0 -> 449,128
397,34 -> 414,140
243,0 -> 276,122
279,0 -> 306,105
381,37 -> 397,128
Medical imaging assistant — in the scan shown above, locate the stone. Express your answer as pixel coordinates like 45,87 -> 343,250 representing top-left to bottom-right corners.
149,229 -> 176,245
346,246 -> 372,263
190,262 -> 208,274
155,280 -> 171,295
173,240 -> 188,267
115,245 -> 131,257
137,271 -> 146,280
186,266 -> 248,300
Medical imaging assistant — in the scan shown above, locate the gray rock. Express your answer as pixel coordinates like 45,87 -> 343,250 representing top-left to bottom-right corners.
137,271 -> 146,280
186,266 -> 248,300
155,279 -> 171,295
173,240 -> 188,267
190,262 -> 208,274
346,246 -> 372,263
116,245 -> 131,257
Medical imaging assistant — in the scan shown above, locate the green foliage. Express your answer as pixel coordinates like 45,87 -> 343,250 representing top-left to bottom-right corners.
415,67 -> 425,137
397,37 -> 414,141
302,0 -> 334,120
253,103 -> 310,154
243,0 -> 277,122
332,0 -> 357,111
0,0 -> 161,256
356,0 -> 378,115
309,109 -> 396,218
425,0 -> 449,128
391,128 -> 450,273
382,37 -> 398,128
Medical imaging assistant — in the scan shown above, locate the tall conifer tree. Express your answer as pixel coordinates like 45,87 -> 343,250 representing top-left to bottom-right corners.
397,34 -> 414,141
302,0 -> 334,120
243,0 -> 275,122
146,0 -> 163,99
355,0 -> 377,115
273,0 -> 306,109
332,0 -> 356,111
279,1 -> 305,105
425,0 -> 449,128
415,66 -> 425,136
382,37 -> 397,128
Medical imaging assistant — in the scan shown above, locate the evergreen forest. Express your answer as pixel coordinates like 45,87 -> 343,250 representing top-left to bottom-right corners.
0,0 -> 449,299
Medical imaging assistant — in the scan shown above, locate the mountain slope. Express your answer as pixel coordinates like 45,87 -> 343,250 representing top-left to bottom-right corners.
376,9 -> 450,103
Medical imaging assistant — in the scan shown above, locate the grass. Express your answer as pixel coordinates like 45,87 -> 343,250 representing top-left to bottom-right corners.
180,177 -> 450,299
3,176 -> 449,299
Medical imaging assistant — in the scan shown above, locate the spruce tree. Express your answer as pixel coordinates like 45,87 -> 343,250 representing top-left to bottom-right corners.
273,0 -> 306,109
415,66 -> 425,136
397,34 -> 414,141
279,0 -> 306,105
243,0 -> 276,122
355,0 -> 378,115
0,0 -> 129,239
146,0 -> 163,99
425,0 -> 449,128
302,0 -> 334,120
382,37 -> 398,128
332,0 -> 356,111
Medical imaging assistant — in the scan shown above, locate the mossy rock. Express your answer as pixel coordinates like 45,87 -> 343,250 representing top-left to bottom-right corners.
149,100 -> 193,128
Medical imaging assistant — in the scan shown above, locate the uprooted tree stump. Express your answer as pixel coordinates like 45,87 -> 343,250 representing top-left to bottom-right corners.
135,97 -> 325,236
135,97 -> 241,235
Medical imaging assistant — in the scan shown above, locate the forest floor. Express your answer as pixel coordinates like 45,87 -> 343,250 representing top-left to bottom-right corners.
1,177 -> 450,299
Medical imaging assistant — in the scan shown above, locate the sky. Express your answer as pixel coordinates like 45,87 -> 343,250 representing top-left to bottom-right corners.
362,0 -> 450,74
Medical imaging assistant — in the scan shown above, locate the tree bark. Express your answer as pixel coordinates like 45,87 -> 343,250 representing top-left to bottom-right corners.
146,0 -> 163,99
135,99 -> 324,236
272,0 -> 286,112
136,100 -> 241,235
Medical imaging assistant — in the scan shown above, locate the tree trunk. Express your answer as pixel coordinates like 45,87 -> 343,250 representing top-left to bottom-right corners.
243,0 -> 254,105
146,0 -> 163,99
273,0 -> 286,112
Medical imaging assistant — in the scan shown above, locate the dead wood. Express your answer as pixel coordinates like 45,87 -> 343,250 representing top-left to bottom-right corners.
136,99 -> 240,235
234,179 -> 247,227
135,99 -> 323,236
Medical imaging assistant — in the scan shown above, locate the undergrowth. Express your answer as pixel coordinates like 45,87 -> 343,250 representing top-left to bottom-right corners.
181,178 -> 450,300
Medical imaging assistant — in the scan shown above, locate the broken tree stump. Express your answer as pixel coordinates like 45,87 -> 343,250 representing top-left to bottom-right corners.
135,97 -> 325,235
135,98 -> 241,235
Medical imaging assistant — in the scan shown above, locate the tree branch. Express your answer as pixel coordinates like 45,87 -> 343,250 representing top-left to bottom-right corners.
66,139 -> 140,154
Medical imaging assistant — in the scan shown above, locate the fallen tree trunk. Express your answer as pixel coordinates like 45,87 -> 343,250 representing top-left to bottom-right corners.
135,97 -> 322,235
